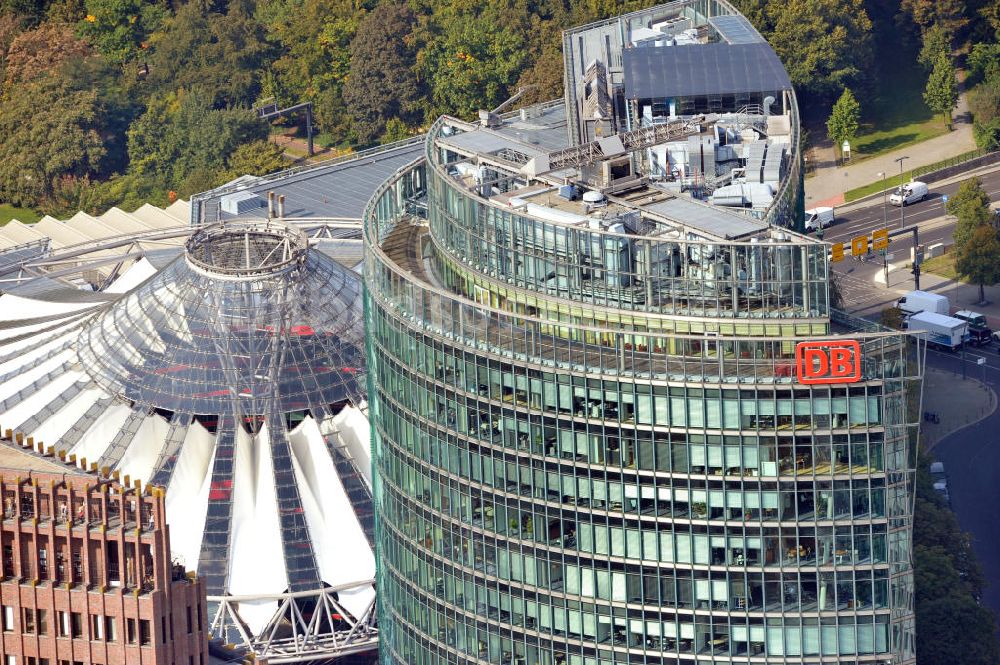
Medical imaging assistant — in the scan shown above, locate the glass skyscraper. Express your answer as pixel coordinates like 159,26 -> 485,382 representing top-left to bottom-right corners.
365,3 -> 921,664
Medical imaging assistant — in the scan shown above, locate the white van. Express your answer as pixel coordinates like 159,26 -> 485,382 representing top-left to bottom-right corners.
889,181 -> 929,206
804,207 -> 835,232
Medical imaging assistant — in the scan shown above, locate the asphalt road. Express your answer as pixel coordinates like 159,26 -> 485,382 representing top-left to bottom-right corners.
821,169 -> 1000,313
925,346 -> 1000,615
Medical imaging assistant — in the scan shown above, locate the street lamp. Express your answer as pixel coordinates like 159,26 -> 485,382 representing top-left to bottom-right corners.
877,172 -> 887,228
878,171 -> 889,287
894,155 -> 909,229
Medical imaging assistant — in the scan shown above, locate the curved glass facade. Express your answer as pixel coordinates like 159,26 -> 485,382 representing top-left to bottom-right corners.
366,5 -> 918,663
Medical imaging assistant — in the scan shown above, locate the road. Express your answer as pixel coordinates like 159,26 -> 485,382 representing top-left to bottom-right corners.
820,169 -> 1000,314
926,346 -> 1000,616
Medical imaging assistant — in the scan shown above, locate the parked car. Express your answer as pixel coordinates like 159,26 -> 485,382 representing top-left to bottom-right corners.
930,461 -> 950,504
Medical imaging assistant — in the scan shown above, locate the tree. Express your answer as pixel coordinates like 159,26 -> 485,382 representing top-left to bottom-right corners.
923,52 -> 958,127
955,225 -> 1000,304
225,140 -> 287,180
948,178 -> 999,303
879,306 -> 904,329
0,67 -> 108,207
145,0 -> 275,109
826,88 -> 860,161
948,177 -> 993,247
421,20 -> 527,119
125,88 -> 267,198
901,0 -> 969,39
76,0 -> 166,67
918,24 -> 951,70
765,0 -> 873,101
342,3 -> 421,145
1,21 -> 90,91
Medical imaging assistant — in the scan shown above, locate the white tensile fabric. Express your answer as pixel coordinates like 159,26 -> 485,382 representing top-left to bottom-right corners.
288,416 -> 375,619
165,421 -> 215,569
105,258 -> 158,294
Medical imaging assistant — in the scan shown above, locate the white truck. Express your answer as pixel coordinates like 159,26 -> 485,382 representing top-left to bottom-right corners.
896,290 -> 949,316
804,207 -> 835,232
889,181 -> 929,206
904,311 -> 968,351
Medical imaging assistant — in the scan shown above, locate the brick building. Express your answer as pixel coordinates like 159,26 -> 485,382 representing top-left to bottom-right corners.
0,443 -> 208,665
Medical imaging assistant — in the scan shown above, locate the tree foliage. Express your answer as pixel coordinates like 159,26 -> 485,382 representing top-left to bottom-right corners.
342,3 -> 420,145
764,0 -> 873,100
901,0 -> 969,39
76,0 -> 165,66
145,0 -> 274,109
826,88 -> 860,159
948,177 -> 993,247
918,24 -> 952,70
923,53 -> 958,125
913,448 -> 1000,665
948,177 -> 999,302
0,63 -> 108,207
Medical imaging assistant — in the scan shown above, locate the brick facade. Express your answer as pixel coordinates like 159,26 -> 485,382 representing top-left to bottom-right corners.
0,468 -> 208,665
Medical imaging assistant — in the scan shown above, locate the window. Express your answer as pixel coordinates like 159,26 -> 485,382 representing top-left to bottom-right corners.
38,609 -> 47,635
70,612 -> 82,638
23,607 -> 34,633
5,655 -> 15,665
3,604 -> 13,630
91,614 -> 103,640
126,617 -> 136,644
105,616 -> 116,642
186,606 -> 192,633
58,610 -> 69,637
139,618 -> 150,645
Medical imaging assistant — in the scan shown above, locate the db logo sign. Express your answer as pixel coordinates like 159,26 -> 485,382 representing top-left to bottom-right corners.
795,340 -> 861,384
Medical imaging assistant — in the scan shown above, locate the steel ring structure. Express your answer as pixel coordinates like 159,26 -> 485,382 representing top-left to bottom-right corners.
0,216 -> 377,663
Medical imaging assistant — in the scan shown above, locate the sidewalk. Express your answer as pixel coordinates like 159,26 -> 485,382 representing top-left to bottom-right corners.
922,366 -> 997,450
804,93 -> 976,207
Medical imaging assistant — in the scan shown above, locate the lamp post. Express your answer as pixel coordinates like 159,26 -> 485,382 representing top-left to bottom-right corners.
878,171 -> 889,287
894,156 -> 909,229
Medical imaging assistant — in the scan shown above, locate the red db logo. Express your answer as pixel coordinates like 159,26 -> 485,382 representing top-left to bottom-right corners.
795,340 -> 861,384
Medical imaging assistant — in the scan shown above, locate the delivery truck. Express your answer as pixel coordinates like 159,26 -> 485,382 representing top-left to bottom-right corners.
904,311 -> 968,351
896,290 -> 949,316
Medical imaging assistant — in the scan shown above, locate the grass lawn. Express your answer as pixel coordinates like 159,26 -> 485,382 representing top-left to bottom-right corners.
920,253 -> 962,281
0,204 -> 40,225
848,24 -> 948,160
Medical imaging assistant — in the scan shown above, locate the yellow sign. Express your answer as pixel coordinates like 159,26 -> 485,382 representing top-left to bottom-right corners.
851,235 -> 869,257
831,242 -> 845,262
872,228 -> 889,251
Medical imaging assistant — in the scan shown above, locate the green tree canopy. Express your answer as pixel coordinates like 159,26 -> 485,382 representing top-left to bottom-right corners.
225,139 -> 287,180
420,18 -> 527,120
948,176 -> 993,246
948,177 -> 998,302
125,88 -> 266,198
765,0 -> 873,100
342,2 -> 421,145
918,24 -> 952,70
145,0 -> 274,109
76,0 -> 165,66
901,0 -> 969,39
826,88 -> 860,159
955,225 -> 1000,304
923,52 -> 958,126
0,61 -> 110,207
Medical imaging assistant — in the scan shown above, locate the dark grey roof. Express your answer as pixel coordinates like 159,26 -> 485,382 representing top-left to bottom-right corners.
708,15 -> 763,45
194,141 -> 425,223
623,43 -> 791,100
